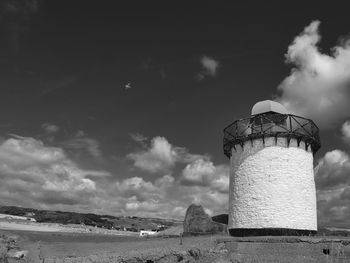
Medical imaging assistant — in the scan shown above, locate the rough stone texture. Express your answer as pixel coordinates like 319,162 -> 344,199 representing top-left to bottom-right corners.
6,250 -> 28,259
0,234 -> 26,263
229,137 -> 317,232
183,204 -> 227,235
218,236 -> 350,263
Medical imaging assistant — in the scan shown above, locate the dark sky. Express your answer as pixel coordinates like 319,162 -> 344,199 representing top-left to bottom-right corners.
1,1 -> 348,160
0,1 -> 350,226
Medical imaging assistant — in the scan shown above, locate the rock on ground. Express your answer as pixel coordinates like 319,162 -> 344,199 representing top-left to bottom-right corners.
6,250 -> 28,259
183,204 -> 227,235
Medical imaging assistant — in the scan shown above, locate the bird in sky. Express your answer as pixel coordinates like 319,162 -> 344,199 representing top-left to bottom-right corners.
125,83 -> 132,90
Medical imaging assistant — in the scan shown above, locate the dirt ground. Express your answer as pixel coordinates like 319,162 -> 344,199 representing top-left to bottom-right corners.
3,230 -> 350,263
1,230 -> 228,262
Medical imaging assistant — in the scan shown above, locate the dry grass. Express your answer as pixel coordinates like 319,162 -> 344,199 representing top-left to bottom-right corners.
2,230 -> 350,262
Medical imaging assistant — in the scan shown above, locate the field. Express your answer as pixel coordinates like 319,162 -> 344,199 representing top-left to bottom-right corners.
0,229 -> 225,263
1,218 -> 350,262
2,228 -> 350,262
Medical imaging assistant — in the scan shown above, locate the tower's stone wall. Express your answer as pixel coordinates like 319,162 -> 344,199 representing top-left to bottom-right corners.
229,137 -> 317,232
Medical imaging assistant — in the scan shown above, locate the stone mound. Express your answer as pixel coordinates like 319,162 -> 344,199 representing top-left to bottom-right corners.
183,204 -> 227,235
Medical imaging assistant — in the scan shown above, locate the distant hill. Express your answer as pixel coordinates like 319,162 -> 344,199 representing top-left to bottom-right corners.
317,228 -> 350,237
212,214 -> 228,225
0,206 -> 182,231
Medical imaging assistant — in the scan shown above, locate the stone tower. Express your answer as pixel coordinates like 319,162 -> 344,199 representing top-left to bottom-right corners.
223,100 -> 320,236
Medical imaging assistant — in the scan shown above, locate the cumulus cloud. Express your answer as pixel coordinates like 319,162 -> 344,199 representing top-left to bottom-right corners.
130,133 -> 148,143
280,21 -> 350,227
71,167 -> 227,219
115,176 -> 159,202
0,136 -> 110,210
0,133 -> 229,219
182,158 -> 215,184
196,56 -> 220,81
315,150 -> 350,190
341,121 -> 350,144
127,136 -> 179,173
115,175 -> 174,214
110,173 -> 228,219
127,135 -> 209,173
122,135 -> 230,217
0,137 -> 64,167
181,158 -> 229,193
315,149 -> 350,227
277,20 -> 350,128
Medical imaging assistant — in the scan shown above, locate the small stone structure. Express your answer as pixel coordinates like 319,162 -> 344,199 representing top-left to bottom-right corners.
183,204 -> 227,235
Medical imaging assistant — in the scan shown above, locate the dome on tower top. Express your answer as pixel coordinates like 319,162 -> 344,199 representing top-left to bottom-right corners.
251,100 -> 288,115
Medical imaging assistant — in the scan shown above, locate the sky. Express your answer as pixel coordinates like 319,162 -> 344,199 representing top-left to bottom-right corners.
1,1 -> 350,227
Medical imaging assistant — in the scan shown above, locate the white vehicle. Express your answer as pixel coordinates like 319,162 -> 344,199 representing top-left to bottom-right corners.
139,230 -> 158,237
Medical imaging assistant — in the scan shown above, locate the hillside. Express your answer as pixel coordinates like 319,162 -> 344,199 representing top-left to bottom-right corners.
0,206 -> 182,232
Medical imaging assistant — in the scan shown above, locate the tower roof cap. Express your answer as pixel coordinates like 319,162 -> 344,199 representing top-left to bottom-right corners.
251,100 -> 288,115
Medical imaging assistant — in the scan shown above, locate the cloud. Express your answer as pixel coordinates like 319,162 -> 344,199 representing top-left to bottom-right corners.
60,131 -> 102,158
7,132 -> 350,223
41,123 -> 60,134
129,133 -> 148,146
341,121 -> 350,144
39,76 -> 80,97
109,173 -> 228,219
182,158 -> 215,184
0,137 -> 64,167
277,21 -> 350,226
112,135 -> 228,217
181,158 -> 229,193
200,56 -> 219,76
315,149 -> 350,227
317,192 -> 350,228
0,132 -> 230,219
276,20 -> 350,128
315,150 -> 350,190
196,56 -> 220,80
0,136 -> 110,210
11,131 -> 350,224
115,176 -> 159,202
127,136 -> 181,173
122,135 -> 229,218
0,133 -> 229,219
127,136 -> 209,173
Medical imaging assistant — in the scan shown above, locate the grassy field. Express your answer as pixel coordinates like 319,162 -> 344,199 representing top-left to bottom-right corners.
1,229 -> 226,262
2,228 -> 350,262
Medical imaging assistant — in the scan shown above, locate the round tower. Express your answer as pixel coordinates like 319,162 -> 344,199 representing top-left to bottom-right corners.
223,100 -> 321,236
